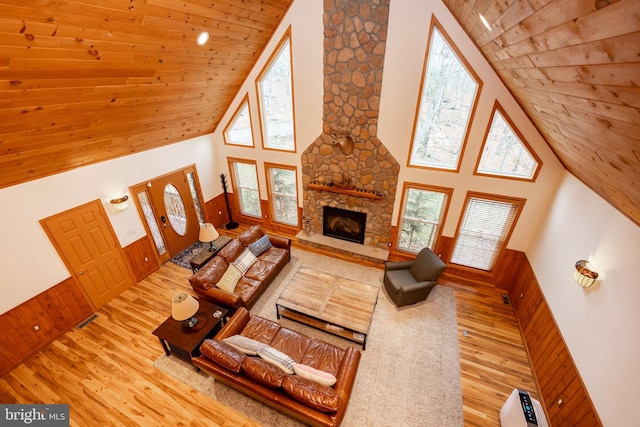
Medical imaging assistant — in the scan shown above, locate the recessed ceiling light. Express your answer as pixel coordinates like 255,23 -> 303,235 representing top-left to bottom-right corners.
196,31 -> 209,46
479,13 -> 492,32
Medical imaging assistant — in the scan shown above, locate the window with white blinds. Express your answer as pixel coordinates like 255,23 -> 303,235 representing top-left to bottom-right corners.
451,195 -> 523,271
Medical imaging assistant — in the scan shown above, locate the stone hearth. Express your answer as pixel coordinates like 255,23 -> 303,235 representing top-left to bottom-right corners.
300,0 -> 398,260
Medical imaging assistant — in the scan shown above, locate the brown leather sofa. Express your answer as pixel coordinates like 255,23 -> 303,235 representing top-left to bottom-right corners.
188,225 -> 291,310
192,308 -> 361,427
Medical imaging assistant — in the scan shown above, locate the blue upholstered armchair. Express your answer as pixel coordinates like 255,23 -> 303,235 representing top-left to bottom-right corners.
383,247 -> 446,307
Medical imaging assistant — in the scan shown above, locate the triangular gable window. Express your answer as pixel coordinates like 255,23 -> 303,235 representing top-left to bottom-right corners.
476,103 -> 541,180
224,97 -> 254,147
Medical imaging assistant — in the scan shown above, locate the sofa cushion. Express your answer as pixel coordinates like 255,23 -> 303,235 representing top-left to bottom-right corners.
189,256 -> 228,290
223,335 -> 268,356
244,259 -> 276,283
409,248 -> 446,282
217,264 -> 242,292
242,357 -> 287,389
200,339 -> 245,373
242,315 -> 281,344
232,248 -> 258,275
257,346 -> 295,374
300,340 -> 345,377
238,225 -> 265,246
271,327 -> 312,362
282,375 -> 341,413
218,239 -> 245,264
293,363 -> 337,387
248,234 -> 272,256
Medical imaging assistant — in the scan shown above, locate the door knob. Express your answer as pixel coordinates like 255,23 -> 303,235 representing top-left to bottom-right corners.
77,270 -> 85,275
160,215 -> 167,222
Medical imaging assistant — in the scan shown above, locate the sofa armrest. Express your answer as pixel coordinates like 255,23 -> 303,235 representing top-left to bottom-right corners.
385,260 -> 413,271
214,307 -> 251,340
332,347 -> 361,399
269,235 -> 291,250
198,286 -> 243,310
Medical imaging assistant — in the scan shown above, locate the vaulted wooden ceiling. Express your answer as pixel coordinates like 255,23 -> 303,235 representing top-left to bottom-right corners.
0,0 -> 292,187
1,0 -> 639,226
442,0 -> 640,226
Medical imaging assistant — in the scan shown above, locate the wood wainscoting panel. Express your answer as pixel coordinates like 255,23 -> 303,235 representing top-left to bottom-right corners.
204,194 -> 230,229
509,256 -> 602,427
123,237 -> 160,282
0,277 -> 93,376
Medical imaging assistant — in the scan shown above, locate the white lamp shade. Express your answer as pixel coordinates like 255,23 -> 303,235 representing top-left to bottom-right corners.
199,223 -> 219,243
171,292 -> 199,321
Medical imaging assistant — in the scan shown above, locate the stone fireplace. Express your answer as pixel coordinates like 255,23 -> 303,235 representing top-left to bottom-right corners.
299,0 -> 398,262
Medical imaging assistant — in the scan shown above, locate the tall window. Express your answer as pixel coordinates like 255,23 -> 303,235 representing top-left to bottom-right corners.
397,184 -> 451,252
265,163 -> 298,226
476,103 -> 540,180
257,30 -> 295,151
229,159 -> 262,218
451,194 -> 524,271
409,20 -> 480,170
224,96 -> 254,147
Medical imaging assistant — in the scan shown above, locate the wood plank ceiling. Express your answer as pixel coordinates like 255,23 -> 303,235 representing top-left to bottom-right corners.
442,0 -> 640,226
1,0 -> 639,228
0,0 -> 292,188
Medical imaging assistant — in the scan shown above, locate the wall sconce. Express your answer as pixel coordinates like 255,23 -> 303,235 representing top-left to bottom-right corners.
574,260 -> 598,288
109,195 -> 129,211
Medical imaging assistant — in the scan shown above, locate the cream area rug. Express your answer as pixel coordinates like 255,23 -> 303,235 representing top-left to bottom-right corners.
154,247 -> 463,426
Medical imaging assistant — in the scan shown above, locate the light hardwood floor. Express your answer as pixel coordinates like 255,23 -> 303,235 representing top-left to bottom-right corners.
0,246 -> 538,426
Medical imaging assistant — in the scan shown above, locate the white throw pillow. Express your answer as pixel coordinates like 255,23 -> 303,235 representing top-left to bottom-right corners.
223,335 -> 268,356
232,248 -> 258,275
293,363 -> 337,387
216,264 -> 242,292
257,346 -> 295,374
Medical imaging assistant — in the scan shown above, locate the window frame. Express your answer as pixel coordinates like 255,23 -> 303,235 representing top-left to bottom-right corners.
264,162 -> 300,229
227,157 -> 262,219
450,192 -> 525,272
223,95 -> 255,148
255,27 -> 296,153
474,101 -> 542,181
407,16 -> 482,173
396,182 -> 452,254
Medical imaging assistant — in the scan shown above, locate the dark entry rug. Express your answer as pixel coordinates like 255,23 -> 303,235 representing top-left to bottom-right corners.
169,242 -> 204,269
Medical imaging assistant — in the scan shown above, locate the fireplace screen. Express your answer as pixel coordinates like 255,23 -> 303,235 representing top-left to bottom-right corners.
323,206 -> 366,244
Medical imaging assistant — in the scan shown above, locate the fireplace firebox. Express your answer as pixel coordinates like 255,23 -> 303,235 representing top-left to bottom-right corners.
323,206 -> 366,244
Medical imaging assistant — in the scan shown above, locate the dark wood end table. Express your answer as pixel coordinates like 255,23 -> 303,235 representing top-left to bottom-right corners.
152,299 -> 228,367
188,235 -> 233,273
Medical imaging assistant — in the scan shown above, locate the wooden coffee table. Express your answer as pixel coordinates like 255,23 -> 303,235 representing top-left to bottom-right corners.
152,299 -> 228,367
275,267 -> 379,349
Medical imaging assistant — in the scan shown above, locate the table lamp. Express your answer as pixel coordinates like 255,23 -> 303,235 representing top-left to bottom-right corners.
199,223 -> 220,251
171,292 -> 200,328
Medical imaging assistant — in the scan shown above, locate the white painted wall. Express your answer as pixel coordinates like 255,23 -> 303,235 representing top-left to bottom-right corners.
0,135 -> 218,314
527,172 -> 640,425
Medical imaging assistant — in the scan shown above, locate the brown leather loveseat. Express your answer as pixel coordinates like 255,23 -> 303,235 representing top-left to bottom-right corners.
193,307 -> 361,427
188,225 -> 291,310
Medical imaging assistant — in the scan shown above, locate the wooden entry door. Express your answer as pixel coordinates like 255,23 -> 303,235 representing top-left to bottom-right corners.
41,200 -> 135,309
146,170 -> 200,256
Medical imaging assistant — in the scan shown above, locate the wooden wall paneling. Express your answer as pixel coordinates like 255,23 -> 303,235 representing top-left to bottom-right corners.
204,195 -> 230,229
0,277 -> 93,375
508,255 -> 603,426
123,237 -> 160,282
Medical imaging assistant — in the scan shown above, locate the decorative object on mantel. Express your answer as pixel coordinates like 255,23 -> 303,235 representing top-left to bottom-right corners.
329,121 -> 354,155
333,173 -> 354,190
307,181 -> 383,200
574,260 -> 599,288
220,174 -> 239,229
109,195 -> 129,211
